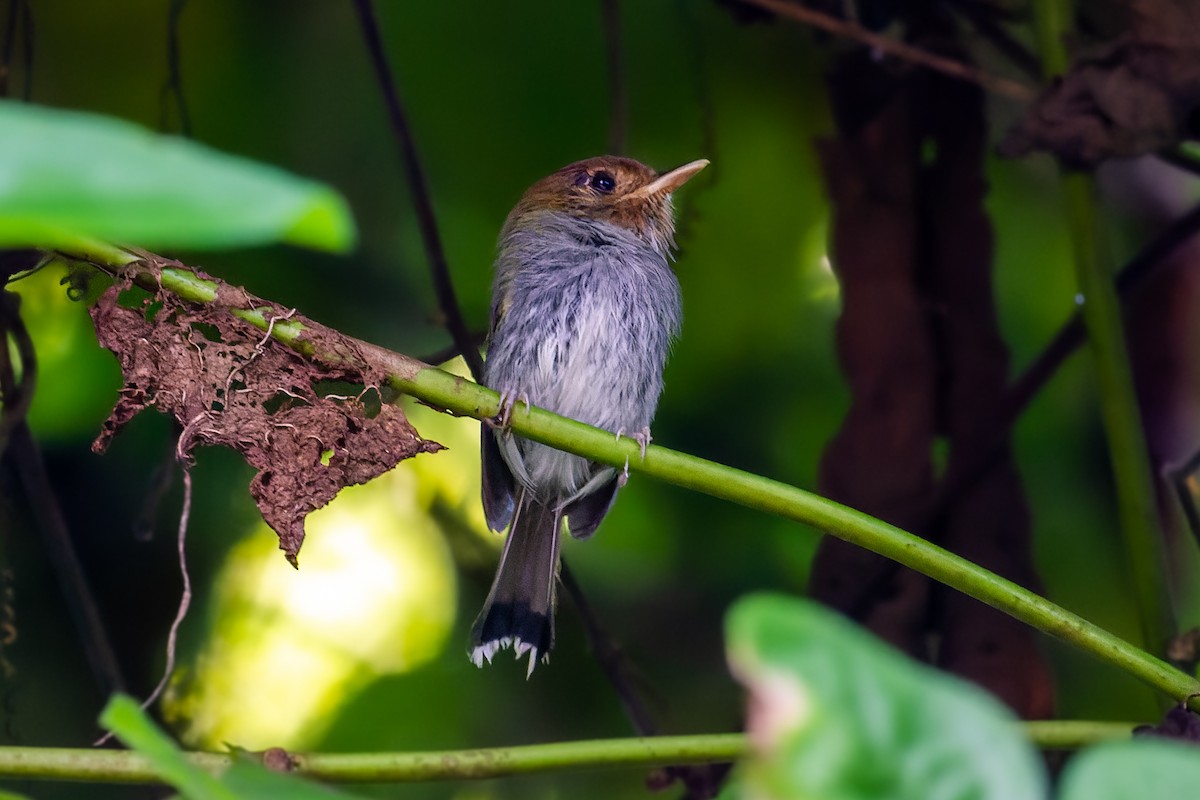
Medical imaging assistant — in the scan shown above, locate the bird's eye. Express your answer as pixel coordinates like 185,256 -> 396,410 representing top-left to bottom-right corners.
589,171 -> 616,193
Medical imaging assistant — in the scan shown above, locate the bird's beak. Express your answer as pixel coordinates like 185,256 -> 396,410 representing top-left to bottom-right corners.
630,159 -> 710,199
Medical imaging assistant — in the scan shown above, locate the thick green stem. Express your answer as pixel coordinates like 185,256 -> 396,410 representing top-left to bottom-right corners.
401,364 -> 1197,705
67,250 -> 1200,709
1035,1 -> 1174,654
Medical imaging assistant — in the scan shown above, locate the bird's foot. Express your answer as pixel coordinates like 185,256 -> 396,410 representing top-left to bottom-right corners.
492,389 -> 531,430
635,426 -> 652,460
614,426 -> 652,461
618,456 -> 631,488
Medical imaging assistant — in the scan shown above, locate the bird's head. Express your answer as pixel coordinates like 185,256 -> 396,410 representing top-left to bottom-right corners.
508,155 -> 709,254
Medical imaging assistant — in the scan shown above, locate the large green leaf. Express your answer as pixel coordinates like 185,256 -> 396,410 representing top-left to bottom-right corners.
725,594 -> 1047,800
0,101 -> 355,252
1060,738 -> 1200,799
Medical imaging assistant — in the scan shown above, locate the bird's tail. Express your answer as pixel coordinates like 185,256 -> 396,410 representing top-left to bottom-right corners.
469,491 -> 561,677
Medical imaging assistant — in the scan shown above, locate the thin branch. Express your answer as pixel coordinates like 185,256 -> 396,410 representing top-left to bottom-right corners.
739,0 -> 1037,102
947,0 -> 1042,80
934,202 -> 1200,526
8,422 -> 126,698
94,465 -> 193,748
601,0 -> 628,155
350,0 -> 485,381
415,330 -> 486,367
0,721 -> 1140,783
0,0 -> 31,100
560,563 -> 658,736
69,252 -> 1200,711
160,0 -> 192,137
0,290 -> 33,459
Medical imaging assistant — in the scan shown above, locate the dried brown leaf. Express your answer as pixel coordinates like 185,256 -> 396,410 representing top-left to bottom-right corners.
89,257 -> 442,565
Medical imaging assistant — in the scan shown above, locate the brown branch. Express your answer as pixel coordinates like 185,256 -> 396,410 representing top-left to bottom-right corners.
350,0 -> 485,382
739,0 -> 1037,102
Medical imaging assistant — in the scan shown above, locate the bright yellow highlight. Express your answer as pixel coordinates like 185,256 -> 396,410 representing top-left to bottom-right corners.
167,463 -> 458,750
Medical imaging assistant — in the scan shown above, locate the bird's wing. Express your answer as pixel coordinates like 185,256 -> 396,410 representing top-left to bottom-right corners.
481,426 -> 516,533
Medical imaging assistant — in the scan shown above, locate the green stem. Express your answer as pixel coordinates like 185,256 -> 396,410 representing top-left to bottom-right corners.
0,735 -> 742,784
0,722 -> 1138,784
1035,0 -> 1174,654
1024,720 -> 1134,750
68,251 -> 1200,709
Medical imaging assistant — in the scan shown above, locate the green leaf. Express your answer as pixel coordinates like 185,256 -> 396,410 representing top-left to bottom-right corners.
1060,738 -> 1200,799
99,694 -> 365,800
725,594 -> 1047,800
0,101 -> 355,252
99,694 -> 236,800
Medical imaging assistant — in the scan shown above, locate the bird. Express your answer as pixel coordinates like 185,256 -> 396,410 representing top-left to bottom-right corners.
470,155 -> 708,676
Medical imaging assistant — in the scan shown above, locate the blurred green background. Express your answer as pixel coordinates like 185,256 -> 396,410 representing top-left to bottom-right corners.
2,1 -> 1198,798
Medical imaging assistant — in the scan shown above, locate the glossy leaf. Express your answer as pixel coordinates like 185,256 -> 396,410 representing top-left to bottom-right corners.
725,594 -> 1047,800
0,101 -> 355,252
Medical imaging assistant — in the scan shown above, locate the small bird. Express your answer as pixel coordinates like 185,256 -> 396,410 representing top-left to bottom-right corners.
470,155 -> 708,675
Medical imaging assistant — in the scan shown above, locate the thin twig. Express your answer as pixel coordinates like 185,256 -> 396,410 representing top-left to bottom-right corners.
415,329 -> 486,367
95,466 -> 193,746
10,422 -> 126,700
0,0 -> 19,98
601,0 -> 628,155
933,202 -> 1200,523
160,0 -> 192,137
0,0 -> 30,100
739,0 -> 1037,102
149,464 -> 193,708
947,0 -> 1042,80
3,286 -> 124,698
560,563 -> 658,736
350,0 -> 485,381
0,291 -> 32,459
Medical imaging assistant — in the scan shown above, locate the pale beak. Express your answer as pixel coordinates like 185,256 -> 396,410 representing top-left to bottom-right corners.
630,159 -> 710,199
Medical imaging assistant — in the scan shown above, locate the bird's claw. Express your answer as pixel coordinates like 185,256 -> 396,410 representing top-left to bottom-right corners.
614,426 -> 653,462
635,426 -> 652,460
618,456 -> 630,488
493,390 -> 531,431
